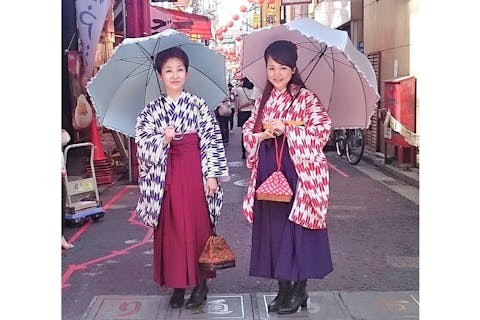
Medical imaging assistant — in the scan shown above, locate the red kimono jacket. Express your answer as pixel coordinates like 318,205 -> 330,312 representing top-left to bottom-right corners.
242,86 -> 332,229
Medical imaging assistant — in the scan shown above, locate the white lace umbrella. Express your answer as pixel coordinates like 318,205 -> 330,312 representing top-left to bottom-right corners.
86,29 -> 227,137
241,18 -> 379,129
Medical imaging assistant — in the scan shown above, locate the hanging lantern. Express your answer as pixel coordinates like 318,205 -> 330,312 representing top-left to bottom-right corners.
235,36 -> 242,42
221,26 -> 227,32
232,13 -> 239,21
217,35 -> 224,41
239,5 -> 248,12
227,20 -> 234,28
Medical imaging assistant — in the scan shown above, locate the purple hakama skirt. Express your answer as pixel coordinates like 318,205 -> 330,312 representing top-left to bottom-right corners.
249,135 -> 333,281
153,133 -> 215,288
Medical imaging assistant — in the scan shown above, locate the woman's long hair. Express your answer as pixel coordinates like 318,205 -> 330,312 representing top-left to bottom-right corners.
253,40 -> 305,133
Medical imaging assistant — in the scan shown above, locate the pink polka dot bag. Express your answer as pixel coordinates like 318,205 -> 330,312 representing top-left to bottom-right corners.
256,134 -> 293,202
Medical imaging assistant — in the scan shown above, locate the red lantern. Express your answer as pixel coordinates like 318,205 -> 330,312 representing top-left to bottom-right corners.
221,26 -> 227,32
239,5 -> 248,12
232,14 -> 239,21
217,35 -> 224,41
235,36 -> 242,42
227,20 -> 234,28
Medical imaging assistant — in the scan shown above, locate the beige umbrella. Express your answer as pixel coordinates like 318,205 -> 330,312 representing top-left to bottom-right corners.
241,18 -> 379,129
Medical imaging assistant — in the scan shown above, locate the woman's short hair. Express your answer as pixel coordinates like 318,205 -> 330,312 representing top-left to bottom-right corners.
155,46 -> 189,73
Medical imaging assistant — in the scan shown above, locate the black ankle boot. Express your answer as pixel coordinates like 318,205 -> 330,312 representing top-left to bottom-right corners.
185,280 -> 208,309
267,280 -> 292,312
169,288 -> 185,308
278,280 -> 308,314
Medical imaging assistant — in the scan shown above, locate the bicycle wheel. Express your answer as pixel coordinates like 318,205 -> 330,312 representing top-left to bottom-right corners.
346,129 -> 365,165
335,130 -> 346,156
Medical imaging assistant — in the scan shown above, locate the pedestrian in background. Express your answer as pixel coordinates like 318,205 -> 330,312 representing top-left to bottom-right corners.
233,77 -> 257,159
214,97 -> 232,143
227,82 -> 235,133
135,46 -> 229,309
241,40 -> 333,315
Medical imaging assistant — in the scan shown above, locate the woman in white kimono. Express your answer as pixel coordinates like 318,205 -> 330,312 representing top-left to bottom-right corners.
135,47 -> 229,309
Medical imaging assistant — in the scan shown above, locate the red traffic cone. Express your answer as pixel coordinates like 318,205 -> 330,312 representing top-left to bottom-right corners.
90,118 -> 107,161
85,118 -> 115,185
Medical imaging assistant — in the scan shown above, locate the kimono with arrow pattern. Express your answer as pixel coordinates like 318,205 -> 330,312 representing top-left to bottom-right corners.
242,85 -> 331,229
135,91 -> 229,228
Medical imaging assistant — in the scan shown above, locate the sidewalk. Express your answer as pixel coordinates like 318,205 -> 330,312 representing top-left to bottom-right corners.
81,291 -> 419,320
361,149 -> 419,188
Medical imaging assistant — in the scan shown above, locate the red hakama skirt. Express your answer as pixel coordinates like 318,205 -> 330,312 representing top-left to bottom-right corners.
153,133 -> 215,288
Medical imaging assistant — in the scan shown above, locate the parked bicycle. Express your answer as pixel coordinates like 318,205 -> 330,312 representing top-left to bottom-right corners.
333,128 -> 365,165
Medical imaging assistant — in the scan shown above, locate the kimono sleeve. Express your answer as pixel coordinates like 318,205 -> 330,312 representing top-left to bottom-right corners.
242,97 -> 263,168
135,102 -> 168,168
285,90 -> 331,162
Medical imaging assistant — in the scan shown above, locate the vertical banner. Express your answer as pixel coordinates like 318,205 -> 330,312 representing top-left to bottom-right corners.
76,0 -> 112,81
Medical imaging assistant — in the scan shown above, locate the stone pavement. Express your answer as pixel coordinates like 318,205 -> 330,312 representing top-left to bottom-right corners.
81,291 -> 419,320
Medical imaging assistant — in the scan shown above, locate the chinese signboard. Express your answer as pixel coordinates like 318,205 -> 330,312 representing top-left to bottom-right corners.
261,0 -> 281,27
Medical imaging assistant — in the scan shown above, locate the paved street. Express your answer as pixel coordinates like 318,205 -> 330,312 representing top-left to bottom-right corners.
62,125 -> 419,320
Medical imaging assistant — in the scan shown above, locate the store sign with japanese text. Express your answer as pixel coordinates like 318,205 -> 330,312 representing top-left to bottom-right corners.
261,0 -> 281,27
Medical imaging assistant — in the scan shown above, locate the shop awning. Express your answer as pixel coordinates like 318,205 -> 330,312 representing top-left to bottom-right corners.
150,6 -> 212,40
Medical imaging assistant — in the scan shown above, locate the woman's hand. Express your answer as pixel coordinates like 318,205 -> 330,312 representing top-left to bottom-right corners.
205,177 -> 218,196
267,119 -> 285,136
163,125 -> 175,146
259,130 -> 275,142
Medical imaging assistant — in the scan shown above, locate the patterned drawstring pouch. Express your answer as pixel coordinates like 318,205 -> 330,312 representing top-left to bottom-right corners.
256,134 -> 293,202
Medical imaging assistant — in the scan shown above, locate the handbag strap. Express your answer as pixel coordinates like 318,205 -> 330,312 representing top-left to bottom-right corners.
272,87 -> 300,171
274,134 -> 287,171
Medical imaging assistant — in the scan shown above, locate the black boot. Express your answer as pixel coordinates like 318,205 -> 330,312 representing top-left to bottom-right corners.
169,288 -> 185,308
277,280 -> 308,314
185,280 -> 208,309
267,280 -> 292,312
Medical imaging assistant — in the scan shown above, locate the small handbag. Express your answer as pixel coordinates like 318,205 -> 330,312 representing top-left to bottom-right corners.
199,233 -> 236,271
256,134 -> 294,202
218,101 -> 232,117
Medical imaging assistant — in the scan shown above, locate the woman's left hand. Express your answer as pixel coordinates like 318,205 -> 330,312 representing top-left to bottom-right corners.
267,119 -> 285,136
205,177 -> 218,196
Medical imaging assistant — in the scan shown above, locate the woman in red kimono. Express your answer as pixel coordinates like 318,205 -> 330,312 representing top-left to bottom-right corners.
135,47 -> 229,309
242,40 -> 333,315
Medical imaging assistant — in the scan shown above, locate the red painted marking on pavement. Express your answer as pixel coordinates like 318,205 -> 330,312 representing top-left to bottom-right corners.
103,185 -> 132,210
327,162 -> 349,177
63,185 -> 132,250
62,195 -> 154,289
118,301 -> 142,316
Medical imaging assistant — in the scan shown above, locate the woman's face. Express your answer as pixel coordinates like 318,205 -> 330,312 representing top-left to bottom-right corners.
266,56 -> 294,91
158,57 -> 187,93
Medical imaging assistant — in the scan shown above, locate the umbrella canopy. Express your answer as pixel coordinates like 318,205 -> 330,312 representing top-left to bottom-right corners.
86,29 -> 227,137
241,18 -> 379,129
